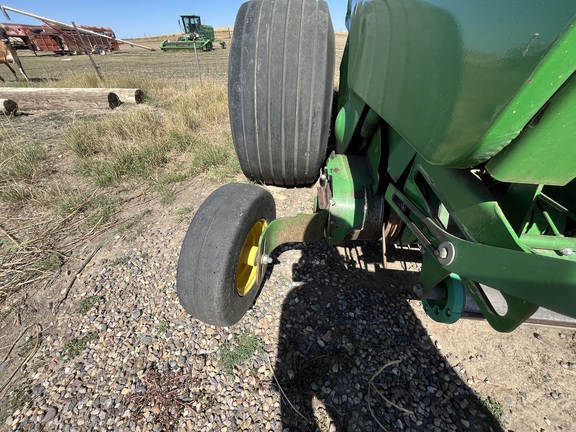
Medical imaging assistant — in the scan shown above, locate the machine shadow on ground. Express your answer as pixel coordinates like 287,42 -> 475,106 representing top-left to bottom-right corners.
272,241 -> 504,432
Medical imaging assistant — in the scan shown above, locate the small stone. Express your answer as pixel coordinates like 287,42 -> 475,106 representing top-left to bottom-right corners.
42,407 -> 58,423
519,391 -> 527,401
132,309 -> 142,319
460,419 -> 470,428
504,396 -> 513,405
33,385 -> 46,394
64,398 -> 78,413
533,332 -> 542,340
550,391 -> 559,399
140,336 -> 153,345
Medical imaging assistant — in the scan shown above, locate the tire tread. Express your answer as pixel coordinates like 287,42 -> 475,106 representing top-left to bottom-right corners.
229,0 -> 335,187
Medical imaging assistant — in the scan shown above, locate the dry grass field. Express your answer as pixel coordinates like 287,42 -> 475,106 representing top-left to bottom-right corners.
8,30 -> 347,87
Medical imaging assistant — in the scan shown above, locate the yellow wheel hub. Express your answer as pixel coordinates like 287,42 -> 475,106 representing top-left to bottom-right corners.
236,219 -> 267,296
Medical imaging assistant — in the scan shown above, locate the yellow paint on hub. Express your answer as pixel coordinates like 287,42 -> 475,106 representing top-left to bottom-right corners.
236,219 -> 267,296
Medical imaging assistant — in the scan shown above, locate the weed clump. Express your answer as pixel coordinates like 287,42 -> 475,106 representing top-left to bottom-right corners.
218,332 -> 264,375
127,364 -> 215,431
0,385 -> 32,423
63,333 -> 97,360
78,295 -> 105,315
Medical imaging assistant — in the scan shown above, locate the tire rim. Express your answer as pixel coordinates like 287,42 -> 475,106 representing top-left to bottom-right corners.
236,219 -> 267,296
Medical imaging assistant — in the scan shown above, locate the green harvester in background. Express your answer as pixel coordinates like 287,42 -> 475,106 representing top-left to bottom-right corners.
177,0 -> 576,333
160,14 -> 226,52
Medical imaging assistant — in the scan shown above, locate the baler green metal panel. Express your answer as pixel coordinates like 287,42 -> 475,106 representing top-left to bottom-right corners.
347,0 -> 576,169
486,75 -> 576,186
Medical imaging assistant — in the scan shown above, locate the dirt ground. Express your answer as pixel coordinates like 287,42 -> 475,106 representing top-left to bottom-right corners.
414,310 -> 576,431
1,170 -> 575,431
269,189 -> 576,432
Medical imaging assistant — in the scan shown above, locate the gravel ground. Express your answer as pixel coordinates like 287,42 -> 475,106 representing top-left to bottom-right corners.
1,183 -> 574,431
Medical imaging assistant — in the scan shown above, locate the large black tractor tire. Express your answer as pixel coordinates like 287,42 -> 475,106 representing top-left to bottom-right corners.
176,184 -> 276,326
229,0 -> 335,187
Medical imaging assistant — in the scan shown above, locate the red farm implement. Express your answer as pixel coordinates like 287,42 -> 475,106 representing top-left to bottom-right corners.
1,22 -> 119,55
0,5 -> 154,55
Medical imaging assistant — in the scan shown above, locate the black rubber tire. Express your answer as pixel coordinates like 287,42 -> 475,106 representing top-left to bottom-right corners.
229,0 -> 335,187
176,184 -> 276,326
202,41 -> 213,52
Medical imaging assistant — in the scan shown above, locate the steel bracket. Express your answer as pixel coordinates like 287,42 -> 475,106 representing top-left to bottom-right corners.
386,183 -> 576,331
256,211 -> 328,285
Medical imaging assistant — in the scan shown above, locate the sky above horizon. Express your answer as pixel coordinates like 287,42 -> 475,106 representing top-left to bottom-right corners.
1,1 -> 349,39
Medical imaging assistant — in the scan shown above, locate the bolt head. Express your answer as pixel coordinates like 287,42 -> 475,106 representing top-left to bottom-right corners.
435,247 -> 449,260
261,254 -> 273,265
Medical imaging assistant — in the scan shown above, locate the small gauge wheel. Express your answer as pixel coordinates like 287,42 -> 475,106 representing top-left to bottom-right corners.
177,184 -> 276,326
